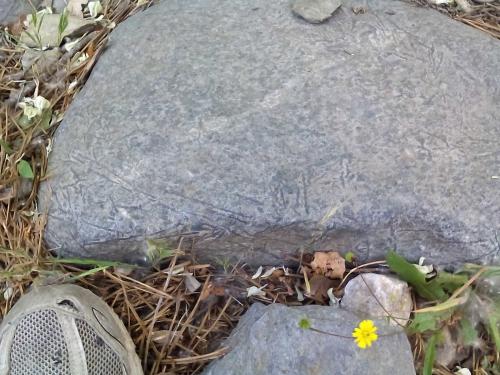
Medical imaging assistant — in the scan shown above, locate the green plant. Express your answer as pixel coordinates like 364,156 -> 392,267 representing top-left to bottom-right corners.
387,252 -> 500,372
23,10 -> 45,49
423,333 -> 438,375
57,9 -> 69,45
386,251 -> 467,301
215,257 -> 232,273
17,160 -> 34,179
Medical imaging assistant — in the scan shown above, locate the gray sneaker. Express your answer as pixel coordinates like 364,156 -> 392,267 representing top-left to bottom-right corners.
0,284 -> 143,375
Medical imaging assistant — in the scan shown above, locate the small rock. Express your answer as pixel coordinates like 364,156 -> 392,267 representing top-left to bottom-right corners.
203,303 -> 416,375
0,0 -> 42,25
342,273 -> 412,326
455,0 -> 474,13
291,0 -> 342,24
50,0 -> 69,13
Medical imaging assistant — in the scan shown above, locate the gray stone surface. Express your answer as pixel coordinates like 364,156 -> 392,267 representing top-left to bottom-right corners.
292,0 -> 342,23
342,273 -> 412,326
39,0 -> 500,265
203,303 -> 416,375
0,0 -> 41,25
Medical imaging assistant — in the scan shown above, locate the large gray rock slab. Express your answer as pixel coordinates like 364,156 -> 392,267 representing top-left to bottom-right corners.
203,303 -> 416,375
39,0 -> 500,265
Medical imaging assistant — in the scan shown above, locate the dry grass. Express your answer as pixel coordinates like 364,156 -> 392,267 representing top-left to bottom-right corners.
412,0 -> 500,39
0,244 -> 250,373
1,0 -> 499,374
67,256 -> 248,374
455,3 -> 500,39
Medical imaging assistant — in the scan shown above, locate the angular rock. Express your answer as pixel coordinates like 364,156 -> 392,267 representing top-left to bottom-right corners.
203,303 -> 416,375
292,0 -> 342,24
39,0 -> 500,265
341,273 -> 412,326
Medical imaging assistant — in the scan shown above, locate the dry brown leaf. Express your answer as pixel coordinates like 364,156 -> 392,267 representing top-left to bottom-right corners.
261,267 -> 277,278
278,276 -> 294,295
310,251 -> 346,279
199,282 -> 226,301
7,14 -> 28,36
308,274 -> 335,301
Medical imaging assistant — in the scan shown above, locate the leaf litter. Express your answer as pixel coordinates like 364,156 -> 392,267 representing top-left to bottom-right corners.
1,0 -> 499,374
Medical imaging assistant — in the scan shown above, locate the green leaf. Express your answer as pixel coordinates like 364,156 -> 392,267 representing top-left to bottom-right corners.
58,9 -> 69,44
433,271 -> 468,294
409,309 -> 455,333
38,108 -> 53,130
386,251 -> 447,301
18,114 -> 35,129
344,251 -> 355,263
460,318 -> 479,346
17,160 -> 34,179
487,308 -> 500,352
30,10 -> 38,27
58,9 -> 69,34
423,333 -> 439,375
0,139 -> 13,154
37,13 -> 45,34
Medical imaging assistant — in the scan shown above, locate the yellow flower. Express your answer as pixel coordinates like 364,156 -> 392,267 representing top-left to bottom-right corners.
352,320 -> 378,349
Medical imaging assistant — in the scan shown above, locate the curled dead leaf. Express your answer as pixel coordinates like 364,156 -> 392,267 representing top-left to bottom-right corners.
246,285 -> 267,298
184,274 -> 201,293
307,274 -> 335,302
261,267 -> 277,279
310,251 -> 346,279
251,266 -> 263,279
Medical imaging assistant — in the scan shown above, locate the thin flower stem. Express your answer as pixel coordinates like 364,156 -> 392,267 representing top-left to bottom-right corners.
359,274 -> 407,329
308,327 -> 351,338
309,326 -> 402,338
